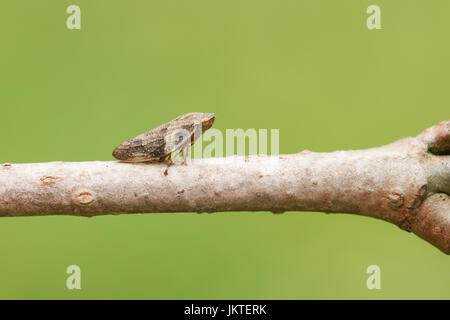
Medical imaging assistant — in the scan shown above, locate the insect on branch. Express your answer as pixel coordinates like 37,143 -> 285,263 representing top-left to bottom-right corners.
0,117 -> 449,254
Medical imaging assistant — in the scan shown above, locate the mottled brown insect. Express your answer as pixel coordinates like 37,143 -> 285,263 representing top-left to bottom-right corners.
112,113 -> 215,166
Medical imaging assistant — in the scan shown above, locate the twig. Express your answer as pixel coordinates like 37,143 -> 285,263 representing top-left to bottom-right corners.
0,120 -> 449,253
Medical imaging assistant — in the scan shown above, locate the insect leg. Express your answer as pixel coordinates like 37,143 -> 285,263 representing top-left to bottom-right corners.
163,153 -> 173,176
181,147 -> 189,165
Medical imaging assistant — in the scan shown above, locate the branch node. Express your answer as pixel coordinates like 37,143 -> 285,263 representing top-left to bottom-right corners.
74,191 -> 95,206
40,176 -> 61,186
418,120 -> 450,155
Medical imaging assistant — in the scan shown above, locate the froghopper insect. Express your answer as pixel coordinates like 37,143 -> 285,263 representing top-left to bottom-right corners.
112,112 -> 215,170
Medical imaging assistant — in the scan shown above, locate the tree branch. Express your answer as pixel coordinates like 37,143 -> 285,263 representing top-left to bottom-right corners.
1,120 -> 449,254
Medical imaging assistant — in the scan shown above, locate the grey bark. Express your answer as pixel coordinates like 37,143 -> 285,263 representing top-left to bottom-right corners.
0,120 -> 449,254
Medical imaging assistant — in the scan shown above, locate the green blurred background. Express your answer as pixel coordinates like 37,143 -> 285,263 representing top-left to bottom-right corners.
0,0 -> 449,299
